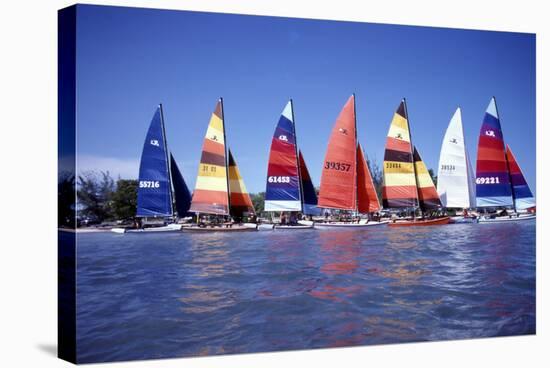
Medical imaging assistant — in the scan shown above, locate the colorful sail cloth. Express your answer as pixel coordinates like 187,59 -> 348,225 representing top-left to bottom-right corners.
170,153 -> 192,217
189,100 -> 230,215
357,144 -> 381,213
264,101 -> 302,212
437,108 -> 476,208
505,145 -> 535,210
382,100 -> 418,208
136,106 -> 173,217
475,97 -> 513,207
413,146 -> 441,210
318,95 -> 357,210
228,150 -> 255,217
299,150 -> 321,215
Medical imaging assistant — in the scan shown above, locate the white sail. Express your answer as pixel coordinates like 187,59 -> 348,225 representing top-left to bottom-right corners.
437,108 -> 475,208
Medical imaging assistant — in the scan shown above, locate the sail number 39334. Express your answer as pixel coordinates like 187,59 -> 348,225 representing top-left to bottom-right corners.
476,177 -> 500,184
139,180 -> 160,188
325,161 -> 351,172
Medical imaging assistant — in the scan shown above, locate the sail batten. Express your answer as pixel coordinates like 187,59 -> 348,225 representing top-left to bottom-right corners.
437,108 -> 476,208
475,97 -> 513,207
136,106 -> 173,217
505,144 -> 535,210
265,100 -> 302,212
318,95 -> 357,210
382,100 -> 418,208
189,99 -> 230,215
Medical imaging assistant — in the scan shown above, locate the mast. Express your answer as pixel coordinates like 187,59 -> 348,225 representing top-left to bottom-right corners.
159,103 -> 174,219
353,92 -> 358,213
403,98 -> 422,218
290,99 -> 304,213
220,97 -> 231,217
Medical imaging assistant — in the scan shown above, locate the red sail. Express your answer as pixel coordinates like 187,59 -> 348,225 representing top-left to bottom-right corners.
357,143 -> 381,213
318,95 -> 357,210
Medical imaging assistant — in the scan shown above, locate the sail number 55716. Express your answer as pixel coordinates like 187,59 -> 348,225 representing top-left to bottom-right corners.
139,180 -> 160,188
325,161 -> 351,172
476,177 -> 500,185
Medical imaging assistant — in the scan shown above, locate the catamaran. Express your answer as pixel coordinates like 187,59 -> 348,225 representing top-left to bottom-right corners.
475,97 -> 535,223
261,100 -> 319,230
185,98 -> 257,231
316,94 -> 385,228
436,107 -> 477,223
112,105 -> 192,233
382,99 -> 450,226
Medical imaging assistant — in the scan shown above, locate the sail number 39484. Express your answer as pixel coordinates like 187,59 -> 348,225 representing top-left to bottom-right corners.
325,161 -> 351,172
476,177 -> 500,184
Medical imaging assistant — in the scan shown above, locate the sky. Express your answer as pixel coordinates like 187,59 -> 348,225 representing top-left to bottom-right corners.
75,4 -> 536,195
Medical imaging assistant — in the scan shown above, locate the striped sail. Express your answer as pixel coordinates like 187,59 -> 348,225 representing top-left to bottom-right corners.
264,101 -> 302,212
505,144 -> 535,210
298,150 -> 320,215
382,100 -> 418,208
318,95 -> 357,210
189,99 -> 230,215
437,108 -> 476,208
357,143 -> 381,213
136,105 -> 173,217
475,97 -> 513,207
413,146 -> 441,210
228,149 -> 255,217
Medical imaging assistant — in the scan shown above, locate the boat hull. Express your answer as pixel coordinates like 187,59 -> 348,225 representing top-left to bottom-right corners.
111,224 -> 182,234
477,214 -> 536,223
274,224 -> 314,230
388,217 -> 451,227
315,220 -> 388,228
182,224 -> 258,232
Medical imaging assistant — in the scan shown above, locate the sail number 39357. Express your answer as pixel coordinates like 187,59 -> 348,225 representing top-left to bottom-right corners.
139,180 -> 160,188
325,161 -> 351,172
476,177 -> 500,185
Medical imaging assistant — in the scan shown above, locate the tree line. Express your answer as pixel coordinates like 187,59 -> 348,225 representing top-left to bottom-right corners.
58,160 -> 436,227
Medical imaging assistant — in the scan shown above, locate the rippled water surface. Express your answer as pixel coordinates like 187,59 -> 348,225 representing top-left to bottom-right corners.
76,222 -> 535,363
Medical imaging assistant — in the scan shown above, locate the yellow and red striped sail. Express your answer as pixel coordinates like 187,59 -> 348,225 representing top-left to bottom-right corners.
382,100 -> 418,208
357,143 -> 381,213
318,95 -> 357,210
413,146 -> 441,210
189,99 -> 230,215
228,149 -> 255,217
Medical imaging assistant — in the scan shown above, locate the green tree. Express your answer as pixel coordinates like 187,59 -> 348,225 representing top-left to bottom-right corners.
367,157 -> 383,202
112,179 -> 138,220
77,171 -> 115,223
250,192 -> 265,216
58,171 -> 75,228
428,168 -> 437,187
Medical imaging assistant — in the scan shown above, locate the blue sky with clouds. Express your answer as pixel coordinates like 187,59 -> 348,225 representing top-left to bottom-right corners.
75,4 -> 536,195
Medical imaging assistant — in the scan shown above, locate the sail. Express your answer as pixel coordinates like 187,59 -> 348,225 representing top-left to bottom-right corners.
264,101 -> 302,212
413,146 -> 441,210
299,150 -> 321,216
170,153 -> 192,217
228,149 -> 255,217
189,99 -> 230,215
382,100 -> 417,208
505,144 -> 535,210
437,108 -> 475,208
136,106 -> 173,217
318,95 -> 357,210
475,97 -> 513,207
356,143 -> 380,213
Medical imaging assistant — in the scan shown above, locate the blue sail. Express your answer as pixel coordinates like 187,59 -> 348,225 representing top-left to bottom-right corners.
170,153 -> 192,217
136,106 -> 173,217
299,150 -> 321,215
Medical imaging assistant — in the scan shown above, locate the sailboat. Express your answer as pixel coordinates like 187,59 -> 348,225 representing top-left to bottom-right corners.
436,107 -> 476,222
475,97 -> 535,223
262,100 -> 317,230
316,94 -> 384,228
185,98 -> 257,231
382,99 -> 450,226
112,105 -> 192,233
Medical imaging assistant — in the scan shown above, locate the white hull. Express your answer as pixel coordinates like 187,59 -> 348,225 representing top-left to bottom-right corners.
257,223 -> 313,230
477,214 -> 536,223
314,220 -> 388,228
111,224 -> 182,234
450,216 -> 477,224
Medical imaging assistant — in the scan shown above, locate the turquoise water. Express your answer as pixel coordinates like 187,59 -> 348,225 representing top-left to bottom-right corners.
76,221 -> 535,363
